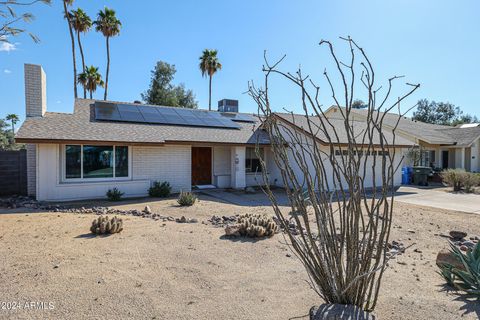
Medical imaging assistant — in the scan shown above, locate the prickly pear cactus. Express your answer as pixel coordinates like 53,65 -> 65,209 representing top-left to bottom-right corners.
235,213 -> 278,238
90,216 -> 124,235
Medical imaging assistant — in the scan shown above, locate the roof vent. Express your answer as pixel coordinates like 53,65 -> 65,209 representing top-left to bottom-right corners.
218,99 -> 238,113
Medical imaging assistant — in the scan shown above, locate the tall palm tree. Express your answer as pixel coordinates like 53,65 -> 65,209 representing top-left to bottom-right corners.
94,7 -> 121,101
5,114 -> 19,134
62,0 -> 77,98
199,49 -> 222,111
70,8 -> 92,99
77,66 -> 104,99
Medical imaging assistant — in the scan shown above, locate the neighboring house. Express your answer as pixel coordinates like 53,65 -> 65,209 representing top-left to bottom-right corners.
325,107 -> 480,172
17,64 -> 476,202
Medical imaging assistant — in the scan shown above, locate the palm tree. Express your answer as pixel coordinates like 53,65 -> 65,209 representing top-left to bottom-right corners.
199,49 -> 222,111
5,114 -> 19,134
77,66 -> 105,99
94,7 -> 121,101
70,8 -> 92,99
62,0 -> 77,98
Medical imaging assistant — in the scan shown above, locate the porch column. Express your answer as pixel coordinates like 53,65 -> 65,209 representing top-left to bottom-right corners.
230,146 -> 246,189
456,148 -> 465,169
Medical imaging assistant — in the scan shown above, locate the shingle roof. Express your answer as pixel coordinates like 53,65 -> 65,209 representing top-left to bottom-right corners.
274,113 -> 415,147
16,99 -> 270,145
436,127 -> 480,146
331,107 -> 480,146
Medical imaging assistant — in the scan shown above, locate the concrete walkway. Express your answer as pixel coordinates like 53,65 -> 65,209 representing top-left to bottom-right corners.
201,186 -> 479,214
395,186 -> 480,214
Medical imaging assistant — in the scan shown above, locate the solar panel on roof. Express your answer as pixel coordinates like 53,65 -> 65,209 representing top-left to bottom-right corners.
94,102 -> 241,129
94,102 -> 122,121
221,112 -> 255,123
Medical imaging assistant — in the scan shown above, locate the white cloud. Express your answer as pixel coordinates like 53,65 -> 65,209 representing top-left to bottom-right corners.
4,69 -> 12,74
0,42 -> 18,52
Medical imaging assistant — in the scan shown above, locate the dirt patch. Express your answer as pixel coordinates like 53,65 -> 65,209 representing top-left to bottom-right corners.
0,195 -> 478,319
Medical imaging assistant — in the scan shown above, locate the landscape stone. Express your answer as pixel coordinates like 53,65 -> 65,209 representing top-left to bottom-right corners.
143,206 -> 152,214
225,225 -> 240,236
449,230 -> 467,240
436,249 -> 465,270
310,304 -> 375,320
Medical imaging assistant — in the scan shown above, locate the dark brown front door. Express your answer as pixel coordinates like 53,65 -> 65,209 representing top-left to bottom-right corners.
191,147 -> 212,185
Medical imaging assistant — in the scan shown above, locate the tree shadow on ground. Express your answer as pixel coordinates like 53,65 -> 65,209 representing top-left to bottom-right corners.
219,234 -> 270,243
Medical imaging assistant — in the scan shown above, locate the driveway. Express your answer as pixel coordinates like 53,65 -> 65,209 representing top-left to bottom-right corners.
395,186 -> 480,214
202,186 -> 480,214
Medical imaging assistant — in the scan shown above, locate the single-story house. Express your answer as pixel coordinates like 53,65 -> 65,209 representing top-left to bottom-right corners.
15,64 -> 479,201
325,107 -> 480,172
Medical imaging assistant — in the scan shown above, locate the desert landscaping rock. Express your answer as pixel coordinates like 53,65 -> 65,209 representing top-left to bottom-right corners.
310,304 -> 375,320
143,205 -> 152,214
436,249 -> 466,271
175,216 -> 198,223
449,230 -> 467,240
225,225 -> 240,236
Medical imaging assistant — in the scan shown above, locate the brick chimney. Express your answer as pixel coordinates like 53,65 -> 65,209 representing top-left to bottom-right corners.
24,63 -> 47,117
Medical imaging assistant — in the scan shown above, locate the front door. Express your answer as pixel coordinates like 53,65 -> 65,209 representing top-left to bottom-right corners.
442,150 -> 449,169
191,147 -> 212,185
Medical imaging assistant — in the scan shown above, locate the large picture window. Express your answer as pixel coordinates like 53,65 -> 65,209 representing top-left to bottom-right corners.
245,147 -> 264,173
64,145 -> 129,180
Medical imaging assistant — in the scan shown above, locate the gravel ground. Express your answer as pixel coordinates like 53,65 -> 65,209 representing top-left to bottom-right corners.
0,195 -> 479,320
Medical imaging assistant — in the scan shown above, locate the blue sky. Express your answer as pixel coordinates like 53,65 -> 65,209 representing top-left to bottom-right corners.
1,0 -> 479,123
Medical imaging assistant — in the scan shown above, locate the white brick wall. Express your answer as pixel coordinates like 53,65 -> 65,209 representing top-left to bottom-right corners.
132,145 -> 191,192
26,144 -> 36,196
24,64 -> 46,117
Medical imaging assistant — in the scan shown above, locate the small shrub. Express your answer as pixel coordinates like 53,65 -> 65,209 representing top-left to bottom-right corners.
90,216 -> 123,234
177,191 -> 197,206
440,169 -> 479,192
463,173 -> 480,193
106,188 -> 124,201
236,213 -> 278,237
149,181 -> 172,197
438,241 -> 480,298
441,169 -> 465,191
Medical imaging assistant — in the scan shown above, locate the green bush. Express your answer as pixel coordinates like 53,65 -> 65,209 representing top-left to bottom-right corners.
90,216 -> 123,234
149,181 -> 171,197
441,169 -> 479,192
438,241 -> 480,298
463,173 -> 480,193
177,191 -> 197,206
106,188 -> 124,201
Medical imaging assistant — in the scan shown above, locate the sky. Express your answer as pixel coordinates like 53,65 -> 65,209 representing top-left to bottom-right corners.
1,0 -> 479,125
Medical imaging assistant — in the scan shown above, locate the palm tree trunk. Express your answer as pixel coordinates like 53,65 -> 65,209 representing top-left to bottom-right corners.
208,75 -> 212,111
90,90 -> 92,99
77,31 -> 86,99
63,1 -> 77,99
11,121 -> 14,135
104,36 -> 110,100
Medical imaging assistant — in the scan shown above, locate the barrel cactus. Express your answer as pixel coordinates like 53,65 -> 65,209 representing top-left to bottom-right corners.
236,213 -> 278,238
90,216 -> 124,235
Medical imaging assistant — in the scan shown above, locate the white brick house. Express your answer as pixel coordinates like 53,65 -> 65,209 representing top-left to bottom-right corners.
18,64 -> 456,202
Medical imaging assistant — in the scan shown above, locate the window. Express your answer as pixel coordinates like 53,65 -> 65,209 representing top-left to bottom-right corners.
115,146 -> 129,177
64,145 -> 129,180
65,145 -> 81,179
246,147 -> 264,173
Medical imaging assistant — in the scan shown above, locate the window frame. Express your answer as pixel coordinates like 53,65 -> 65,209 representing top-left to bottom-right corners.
245,147 -> 264,173
61,144 -> 131,182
